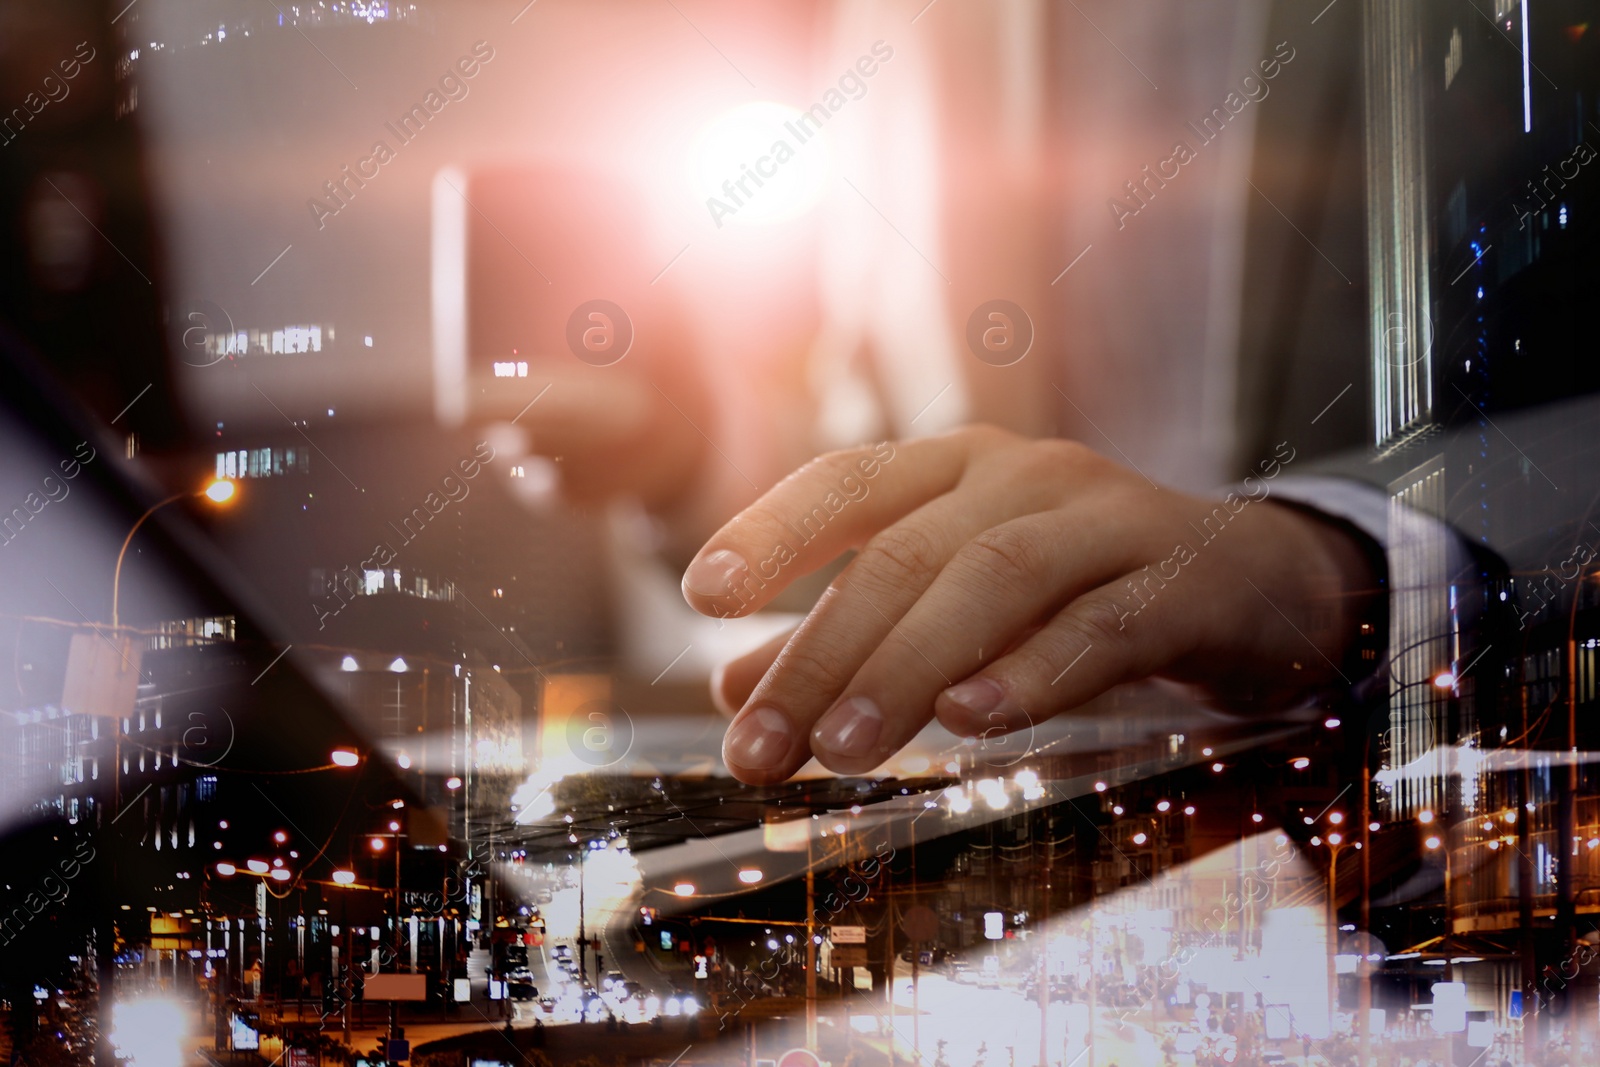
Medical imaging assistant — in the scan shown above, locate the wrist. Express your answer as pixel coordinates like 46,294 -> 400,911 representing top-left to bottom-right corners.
1272,499 -> 1388,698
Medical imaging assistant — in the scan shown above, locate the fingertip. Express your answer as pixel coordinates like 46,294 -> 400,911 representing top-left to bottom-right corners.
682,548 -> 749,600
937,677 -> 1038,742
935,676 -> 1005,738
721,704 -> 802,783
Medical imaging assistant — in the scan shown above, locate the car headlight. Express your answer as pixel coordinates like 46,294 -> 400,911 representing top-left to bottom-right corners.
665,996 -> 681,1015
683,996 -> 698,1015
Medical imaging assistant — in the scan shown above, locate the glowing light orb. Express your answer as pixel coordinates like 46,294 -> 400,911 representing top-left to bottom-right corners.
691,101 -> 832,228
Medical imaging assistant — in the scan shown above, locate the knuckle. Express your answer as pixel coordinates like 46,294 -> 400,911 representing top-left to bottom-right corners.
950,422 -> 1004,443
1069,594 -> 1133,649
945,423 -> 1017,454
960,526 -> 1048,589
858,524 -> 947,587
1022,438 -> 1103,481
771,632 -> 854,690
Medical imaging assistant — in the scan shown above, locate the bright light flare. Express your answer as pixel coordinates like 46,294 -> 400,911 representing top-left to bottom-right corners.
111,997 -> 187,1067
203,480 -> 236,504
691,101 -> 832,227
330,748 -> 360,768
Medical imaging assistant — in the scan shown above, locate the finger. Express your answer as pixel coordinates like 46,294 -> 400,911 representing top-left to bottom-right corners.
710,627 -> 794,717
807,509 -> 1148,773
720,484 -> 1035,784
681,433 -> 976,619
933,571 -> 1205,736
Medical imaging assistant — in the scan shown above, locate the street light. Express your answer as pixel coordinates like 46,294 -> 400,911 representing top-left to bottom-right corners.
1317,822 -> 1350,1030
673,882 -> 696,897
112,480 -> 237,629
332,870 -> 357,885
330,748 -> 361,768
737,869 -> 764,885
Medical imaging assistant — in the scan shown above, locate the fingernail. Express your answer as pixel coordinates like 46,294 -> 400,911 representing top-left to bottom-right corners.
724,705 -> 795,771
683,548 -> 749,599
813,695 -> 885,760
942,677 -> 1004,719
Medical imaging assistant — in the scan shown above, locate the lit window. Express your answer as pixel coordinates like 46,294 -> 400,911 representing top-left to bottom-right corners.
364,570 -> 384,595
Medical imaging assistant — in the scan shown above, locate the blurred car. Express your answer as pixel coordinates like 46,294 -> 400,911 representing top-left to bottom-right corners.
1020,975 -> 1076,1002
602,970 -> 625,991
506,970 -> 538,1001
947,961 -> 975,983
663,989 -> 700,1017
539,996 -> 556,1014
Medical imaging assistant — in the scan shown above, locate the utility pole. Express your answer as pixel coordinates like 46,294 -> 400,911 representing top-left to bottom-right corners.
1038,812 -> 1051,1067
1358,759 -> 1372,1067
910,809 -> 920,1067
578,847 -> 588,984
390,832 -> 402,1047
805,831 -> 817,1050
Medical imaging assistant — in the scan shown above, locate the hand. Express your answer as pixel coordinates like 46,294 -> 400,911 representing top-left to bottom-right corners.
680,425 -> 1378,784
